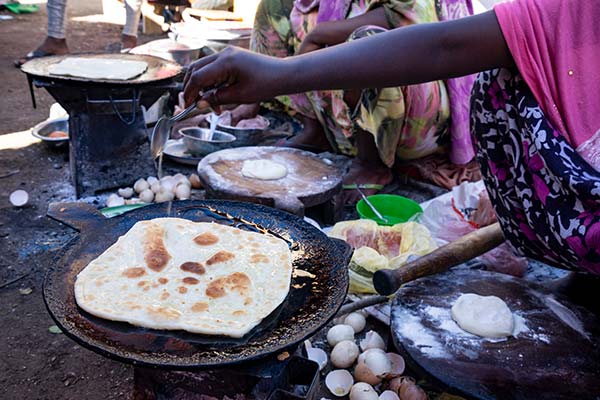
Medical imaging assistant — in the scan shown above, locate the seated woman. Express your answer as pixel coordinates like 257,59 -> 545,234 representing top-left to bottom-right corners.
234,0 -> 476,200
182,0 -> 600,274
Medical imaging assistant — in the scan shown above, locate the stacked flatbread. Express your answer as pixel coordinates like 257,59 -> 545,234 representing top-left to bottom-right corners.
74,218 -> 293,338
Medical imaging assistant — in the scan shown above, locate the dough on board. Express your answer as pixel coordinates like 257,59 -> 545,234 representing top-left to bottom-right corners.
451,293 -> 514,338
48,58 -> 148,80
241,159 -> 288,180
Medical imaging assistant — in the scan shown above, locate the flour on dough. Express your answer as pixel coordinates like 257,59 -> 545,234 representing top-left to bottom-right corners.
48,58 -> 148,80
451,293 -> 514,338
241,159 -> 288,180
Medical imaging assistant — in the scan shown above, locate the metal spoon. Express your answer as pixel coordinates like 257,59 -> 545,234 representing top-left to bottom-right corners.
150,101 -> 199,159
356,186 -> 388,223
150,85 -> 224,159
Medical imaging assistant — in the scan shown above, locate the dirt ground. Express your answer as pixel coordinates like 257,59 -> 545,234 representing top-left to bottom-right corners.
0,1 -> 159,399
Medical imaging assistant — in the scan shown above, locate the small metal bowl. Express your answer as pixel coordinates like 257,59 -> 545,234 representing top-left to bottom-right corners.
179,127 -> 236,156
214,114 -> 270,146
31,117 -> 69,148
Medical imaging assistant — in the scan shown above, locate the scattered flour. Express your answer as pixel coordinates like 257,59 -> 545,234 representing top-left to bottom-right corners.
395,310 -> 449,358
393,299 -> 553,361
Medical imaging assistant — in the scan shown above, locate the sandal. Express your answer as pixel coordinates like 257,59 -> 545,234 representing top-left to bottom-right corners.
14,49 -> 53,68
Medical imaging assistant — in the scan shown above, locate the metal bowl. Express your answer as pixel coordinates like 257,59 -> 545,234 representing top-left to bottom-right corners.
215,113 -> 270,146
130,38 -> 207,66
31,117 -> 69,148
180,127 -> 236,156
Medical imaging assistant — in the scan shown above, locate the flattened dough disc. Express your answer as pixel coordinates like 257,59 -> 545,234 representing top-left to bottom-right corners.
390,269 -> 600,400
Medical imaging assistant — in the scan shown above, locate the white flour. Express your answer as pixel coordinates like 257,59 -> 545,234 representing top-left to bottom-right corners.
392,295 -> 553,361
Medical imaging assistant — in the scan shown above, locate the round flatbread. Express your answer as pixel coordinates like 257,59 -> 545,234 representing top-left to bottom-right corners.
74,218 -> 293,338
48,57 -> 148,80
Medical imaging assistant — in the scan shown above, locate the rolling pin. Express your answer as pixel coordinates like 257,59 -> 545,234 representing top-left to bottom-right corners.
373,222 -> 505,295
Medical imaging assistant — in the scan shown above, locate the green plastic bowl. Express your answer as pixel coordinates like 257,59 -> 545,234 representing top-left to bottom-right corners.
356,194 -> 423,226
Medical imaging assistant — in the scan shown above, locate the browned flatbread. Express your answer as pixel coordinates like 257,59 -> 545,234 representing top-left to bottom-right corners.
74,218 -> 293,337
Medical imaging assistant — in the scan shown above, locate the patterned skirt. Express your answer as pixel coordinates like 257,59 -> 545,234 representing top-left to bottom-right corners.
471,69 -> 600,274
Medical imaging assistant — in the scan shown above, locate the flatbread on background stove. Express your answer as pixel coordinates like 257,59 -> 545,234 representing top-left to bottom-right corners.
74,218 -> 293,338
48,57 -> 148,80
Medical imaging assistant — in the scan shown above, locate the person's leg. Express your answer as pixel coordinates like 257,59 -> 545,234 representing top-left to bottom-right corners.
15,0 -> 68,66
37,0 -> 69,54
471,68 -> 600,274
47,0 -> 67,41
122,0 -> 143,49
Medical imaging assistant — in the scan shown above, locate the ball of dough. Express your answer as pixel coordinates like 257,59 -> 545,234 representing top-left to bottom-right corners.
241,159 -> 288,180
451,293 -> 514,338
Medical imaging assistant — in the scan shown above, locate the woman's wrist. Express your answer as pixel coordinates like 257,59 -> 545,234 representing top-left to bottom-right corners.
276,56 -> 308,96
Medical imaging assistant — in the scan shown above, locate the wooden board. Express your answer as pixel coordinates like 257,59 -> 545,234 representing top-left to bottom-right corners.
197,147 -> 346,215
390,269 -> 600,400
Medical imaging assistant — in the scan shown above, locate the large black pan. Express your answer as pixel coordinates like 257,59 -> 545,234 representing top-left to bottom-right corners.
44,200 -> 351,369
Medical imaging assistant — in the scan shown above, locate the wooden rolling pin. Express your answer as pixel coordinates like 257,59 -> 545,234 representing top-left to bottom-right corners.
373,222 -> 505,295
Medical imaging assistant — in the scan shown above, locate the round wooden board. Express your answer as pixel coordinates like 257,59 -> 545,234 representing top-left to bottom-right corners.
197,147 -> 345,215
390,269 -> 600,400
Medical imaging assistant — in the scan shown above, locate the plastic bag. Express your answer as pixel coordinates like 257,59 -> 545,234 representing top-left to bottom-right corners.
329,220 -> 437,293
420,181 -> 528,277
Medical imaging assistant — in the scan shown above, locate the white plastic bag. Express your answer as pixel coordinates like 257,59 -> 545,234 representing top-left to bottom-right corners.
421,181 -> 528,277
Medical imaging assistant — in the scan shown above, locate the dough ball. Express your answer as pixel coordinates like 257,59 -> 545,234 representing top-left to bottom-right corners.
241,159 -> 288,180
451,293 -> 514,338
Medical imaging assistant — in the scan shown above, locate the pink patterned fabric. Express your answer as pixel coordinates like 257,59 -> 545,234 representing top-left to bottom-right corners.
437,0 -> 476,164
294,0 -> 353,22
494,0 -> 600,149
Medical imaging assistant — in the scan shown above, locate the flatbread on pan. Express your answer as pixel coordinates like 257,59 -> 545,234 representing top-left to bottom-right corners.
48,57 -> 148,80
74,218 -> 293,338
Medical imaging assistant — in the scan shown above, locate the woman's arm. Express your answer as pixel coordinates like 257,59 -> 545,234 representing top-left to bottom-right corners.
184,10 -> 513,107
298,7 -> 390,54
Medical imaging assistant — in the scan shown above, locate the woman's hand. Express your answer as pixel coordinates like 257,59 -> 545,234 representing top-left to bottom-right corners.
297,25 -> 328,54
183,47 -> 290,108
297,22 -> 344,55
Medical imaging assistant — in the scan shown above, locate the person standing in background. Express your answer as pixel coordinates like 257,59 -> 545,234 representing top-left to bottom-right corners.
16,0 -> 144,66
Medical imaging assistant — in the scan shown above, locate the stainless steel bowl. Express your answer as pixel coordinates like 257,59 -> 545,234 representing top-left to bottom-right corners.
180,127 -> 236,156
131,39 -> 207,66
31,117 -> 69,148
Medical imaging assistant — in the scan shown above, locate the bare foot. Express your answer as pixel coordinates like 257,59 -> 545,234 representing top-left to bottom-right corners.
37,36 -> 69,55
343,158 -> 393,205
279,115 -> 331,152
16,36 -> 68,66
121,34 -> 137,50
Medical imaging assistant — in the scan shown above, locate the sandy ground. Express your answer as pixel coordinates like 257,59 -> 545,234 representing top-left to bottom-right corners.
0,1 -> 158,399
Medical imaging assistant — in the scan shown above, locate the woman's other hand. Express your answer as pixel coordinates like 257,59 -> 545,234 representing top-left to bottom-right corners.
297,24 -> 329,54
230,103 -> 261,126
